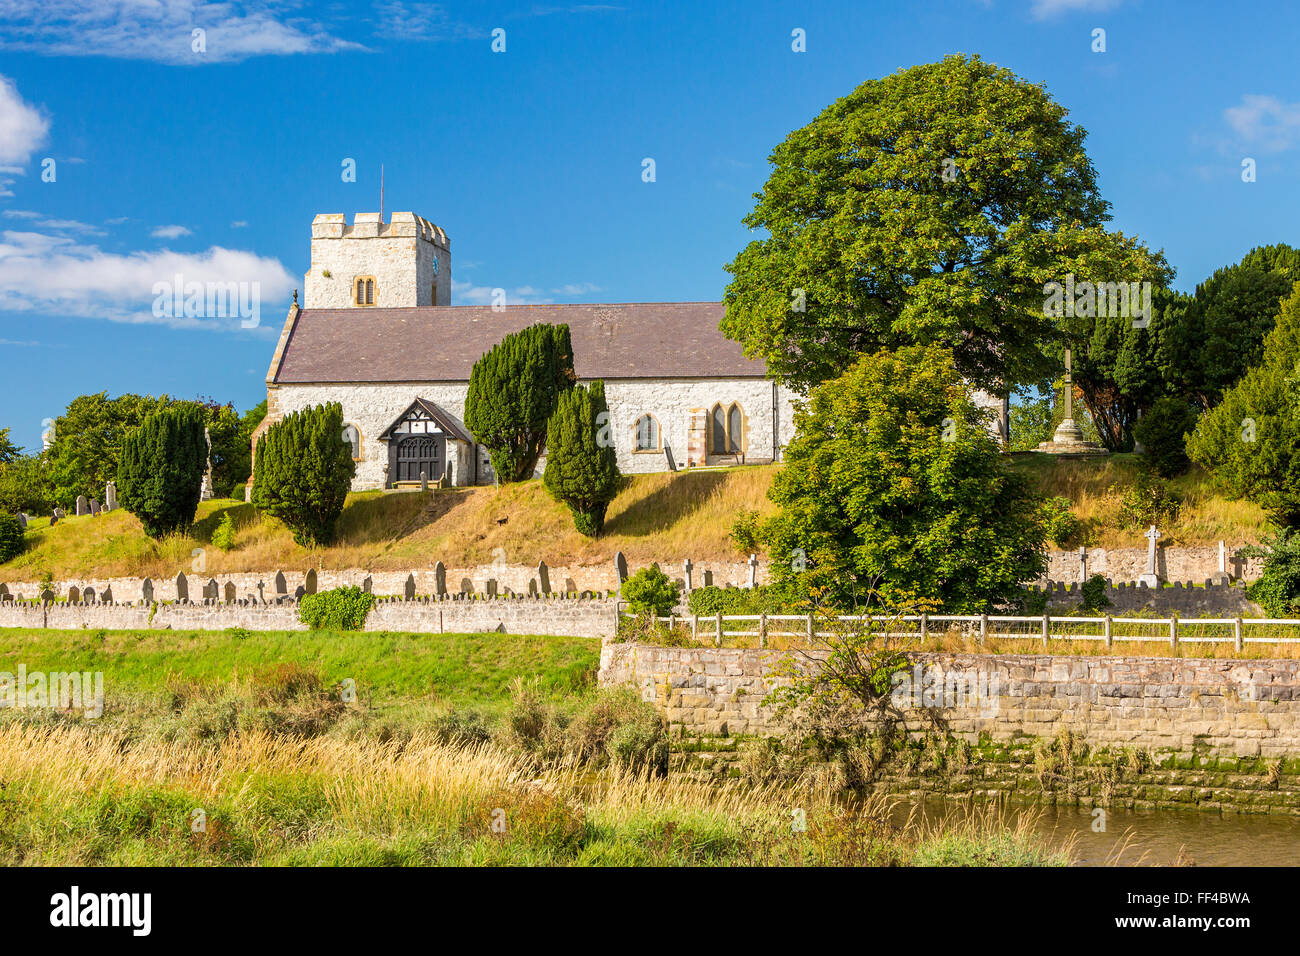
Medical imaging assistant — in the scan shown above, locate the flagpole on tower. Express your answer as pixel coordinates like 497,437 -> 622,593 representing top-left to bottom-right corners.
379,164 -> 384,223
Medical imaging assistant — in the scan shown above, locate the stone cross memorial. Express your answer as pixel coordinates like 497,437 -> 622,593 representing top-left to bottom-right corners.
1137,526 -> 1163,588
683,558 -> 693,591
1210,540 -> 1232,586
105,480 -> 117,511
748,554 -> 759,588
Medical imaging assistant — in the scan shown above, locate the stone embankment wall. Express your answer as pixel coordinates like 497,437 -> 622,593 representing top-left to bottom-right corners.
1035,580 -> 1263,616
598,644 -> 1300,760
0,595 -> 619,639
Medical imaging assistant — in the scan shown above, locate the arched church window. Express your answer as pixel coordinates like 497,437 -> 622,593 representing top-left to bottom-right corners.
635,415 -> 660,451
728,404 -> 743,453
354,276 -> 376,306
710,404 -> 726,454
341,424 -> 361,459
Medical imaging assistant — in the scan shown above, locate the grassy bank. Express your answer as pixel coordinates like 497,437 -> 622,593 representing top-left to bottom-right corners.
0,626 -> 1071,866
6,466 -> 777,581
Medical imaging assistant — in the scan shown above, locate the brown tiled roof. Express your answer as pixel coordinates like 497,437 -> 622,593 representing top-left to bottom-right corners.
271,302 -> 767,383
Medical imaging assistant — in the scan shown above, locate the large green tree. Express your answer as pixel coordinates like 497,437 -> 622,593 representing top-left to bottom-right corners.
543,380 -> 621,536
251,402 -> 355,546
116,405 -> 208,538
1186,283 -> 1300,527
763,344 -> 1047,612
47,392 -> 172,505
1158,244 -> 1300,410
722,54 -> 1168,396
465,323 -> 575,482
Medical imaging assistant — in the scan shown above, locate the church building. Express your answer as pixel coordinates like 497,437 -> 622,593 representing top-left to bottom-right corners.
252,212 -> 1008,492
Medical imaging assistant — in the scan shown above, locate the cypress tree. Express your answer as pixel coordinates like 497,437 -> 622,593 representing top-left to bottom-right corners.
251,402 -> 356,546
543,380 -> 621,536
465,323 -> 575,481
116,404 -> 208,538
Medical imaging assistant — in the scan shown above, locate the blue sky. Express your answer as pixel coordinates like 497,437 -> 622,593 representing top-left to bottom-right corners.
0,0 -> 1296,449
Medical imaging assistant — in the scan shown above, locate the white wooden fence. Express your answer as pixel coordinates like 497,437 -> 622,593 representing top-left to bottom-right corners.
619,610 -> 1300,651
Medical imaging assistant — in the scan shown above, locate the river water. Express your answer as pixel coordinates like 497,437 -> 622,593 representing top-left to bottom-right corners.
900,798 -> 1300,866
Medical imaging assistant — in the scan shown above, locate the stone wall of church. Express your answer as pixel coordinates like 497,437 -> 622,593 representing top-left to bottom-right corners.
601,378 -> 797,474
272,377 -> 798,489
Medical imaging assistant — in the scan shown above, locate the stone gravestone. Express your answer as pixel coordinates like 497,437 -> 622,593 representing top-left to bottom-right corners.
90,499 -> 100,516
537,561 -> 550,594
76,495 -> 89,516
1209,541 -> 1232,586
15,513 -> 25,528
362,575 -> 372,593
1137,526 -> 1163,588
40,588 -> 54,604
54,507 -> 64,519
68,586 -> 80,603
175,572 -> 189,603
703,569 -> 713,588
83,587 -> 96,604
224,582 -> 237,603
528,580 -> 539,596
204,578 -> 219,600
434,561 -> 447,596
1078,547 -> 1088,584
0,584 -> 8,601
748,554 -> 759,588
404,574 -> 416,600
460,578 -> 474,595
275,571 -> 287,596
105,480 -> 117,512
294,586 -> 305,600
420,470 -> 428,492
683,558 -> 693,591
305,569 -> 318,595
141,578 -> 154,603
486,579 -> 498,598
101,585 -> 112,603
614,552 -> 628,589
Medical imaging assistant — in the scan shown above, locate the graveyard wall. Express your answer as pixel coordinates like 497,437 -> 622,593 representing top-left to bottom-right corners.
0,595 -> 619,638
0,560 -> 761,606
1041,544 -> 1264,585
1035,580 -> 1262,616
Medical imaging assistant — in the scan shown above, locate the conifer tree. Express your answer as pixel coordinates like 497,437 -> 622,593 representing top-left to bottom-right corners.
251,402 -> 355,546
466,323 -> 575,481
543,380 -> 621,536
116,404 -> 208,538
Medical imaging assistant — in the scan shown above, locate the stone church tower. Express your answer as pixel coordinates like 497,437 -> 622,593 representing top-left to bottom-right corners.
303,212 -> 450,309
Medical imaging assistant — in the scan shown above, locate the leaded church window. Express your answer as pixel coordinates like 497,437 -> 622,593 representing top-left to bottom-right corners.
636,415 -> 659,450
354,276 -> 376,306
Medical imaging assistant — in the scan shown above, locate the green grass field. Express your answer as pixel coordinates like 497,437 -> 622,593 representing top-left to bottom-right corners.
0,626 -> 1072,866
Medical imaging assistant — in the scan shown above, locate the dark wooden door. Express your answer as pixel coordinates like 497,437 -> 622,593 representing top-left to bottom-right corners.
393,435 -> 443,483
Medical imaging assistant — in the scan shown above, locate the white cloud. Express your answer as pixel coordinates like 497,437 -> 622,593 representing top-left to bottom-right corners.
38,218 -> 104,234
1,209 -> 41,219
0,0 -> 367,65
230,220 -> 249,228
0,228 -> 294,331
152,224 -> 193,239
449,279 -> 604,305
0,75 -> 48,166
372,1 -> 477,41
553,282 -> 601,296
1029,0 -> 1121,18
1223,94 -> 1300,153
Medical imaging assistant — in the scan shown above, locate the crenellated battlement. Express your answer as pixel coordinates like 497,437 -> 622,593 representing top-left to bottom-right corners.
310,212 -> 448,248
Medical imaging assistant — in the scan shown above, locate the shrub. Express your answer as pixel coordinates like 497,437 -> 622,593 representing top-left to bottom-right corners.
542,380 -> 621,536
465,323 -> 575,482
1039,496 -> 1080,548
211,511 -> 236,550
566,688 -> 667,774
1133,396 -> 1198,478
297,586 -> 376,631
686,583 -> 797,616
116,404 -> 208,538
607,717 -> 669,775
1115,472 -> 1181,529
1080,573 -> 1111,611
0,513 -> 23,563
1243,530 -> 1300,617
621,564 -> 679,616
729,510 -> 763,554
614,612 -> 697,645
252,402 -> 355,546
